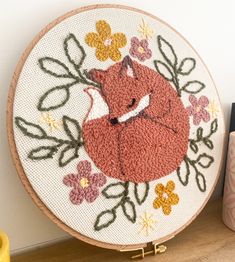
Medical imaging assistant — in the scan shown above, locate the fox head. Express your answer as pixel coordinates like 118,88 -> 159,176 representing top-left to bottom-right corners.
88,56 -> 172,125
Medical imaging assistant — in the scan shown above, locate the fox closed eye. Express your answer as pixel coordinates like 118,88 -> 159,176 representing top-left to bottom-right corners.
127,98 -> 136,108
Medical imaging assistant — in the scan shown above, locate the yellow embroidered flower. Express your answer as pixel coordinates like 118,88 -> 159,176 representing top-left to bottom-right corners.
85,20 -> 127,62
153,180 -> 179,215
139,212 -> 156,236
138,19 -> 154,40
40,112 -> 61,132
207,100 -> 220,118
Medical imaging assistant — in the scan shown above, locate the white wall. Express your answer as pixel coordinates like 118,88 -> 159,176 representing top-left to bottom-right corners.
0,0 -> 234,253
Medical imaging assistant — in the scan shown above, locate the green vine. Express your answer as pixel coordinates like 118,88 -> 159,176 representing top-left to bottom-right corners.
94,182 -> 149,231
15,116 -> 83,167
177,119 -> 218,192
154,35 -> 205,96
37,33 -> 100,112
177,154 -> 214,192
189,119 -> 218,153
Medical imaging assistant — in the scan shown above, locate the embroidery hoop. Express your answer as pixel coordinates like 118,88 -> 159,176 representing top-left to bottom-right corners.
7,4 -> 226,250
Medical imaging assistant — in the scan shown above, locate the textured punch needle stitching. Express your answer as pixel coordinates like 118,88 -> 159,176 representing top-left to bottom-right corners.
134,182 -> 150,205
94,181 -> 139,231
15,116 -> 83,167
187,95 -> 210,125
129,37 -> 152,62
37,34 -> 100,112
37,82 -> 77,112
63,160 -> 107,205
179,113 -> 217,193
102,182 -> 126,199
28,145 -> 58,160
64,33 -> 86,69
82,56 -> 190,183
85,20 -> 127,62
154,35 -> 204,97
38,57 -> 77,79
153,180 -> 179,215
189,118 -> 218,153
185,155 -> 214,192
177,157 -> 190,186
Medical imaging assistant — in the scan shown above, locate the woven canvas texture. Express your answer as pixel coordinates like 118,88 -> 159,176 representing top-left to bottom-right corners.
13,7 -> 225,245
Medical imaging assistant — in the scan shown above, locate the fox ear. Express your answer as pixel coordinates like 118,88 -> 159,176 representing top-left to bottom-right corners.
120,55 -> 137,79
87,69 -> 107,85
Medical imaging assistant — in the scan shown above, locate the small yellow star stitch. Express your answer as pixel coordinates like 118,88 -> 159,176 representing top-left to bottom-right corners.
40,112 -> 62,132
139,212 -> 156,236
207,100 -> 220,118
138,19 -> 154,40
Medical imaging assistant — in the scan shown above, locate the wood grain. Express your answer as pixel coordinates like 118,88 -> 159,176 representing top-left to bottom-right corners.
7,4 -> 226,251
12,200 -> 235,262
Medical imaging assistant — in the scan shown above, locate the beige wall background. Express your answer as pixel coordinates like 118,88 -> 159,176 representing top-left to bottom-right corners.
0,0 -> 234,253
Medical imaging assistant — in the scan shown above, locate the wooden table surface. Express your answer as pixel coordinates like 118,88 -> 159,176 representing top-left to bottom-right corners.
12,199 -> 235,262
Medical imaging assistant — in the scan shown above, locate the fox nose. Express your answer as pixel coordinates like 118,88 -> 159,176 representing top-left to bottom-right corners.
110,117 -> 119,125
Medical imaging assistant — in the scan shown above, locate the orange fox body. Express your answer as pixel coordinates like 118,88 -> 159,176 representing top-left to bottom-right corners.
83,57 -> 189,183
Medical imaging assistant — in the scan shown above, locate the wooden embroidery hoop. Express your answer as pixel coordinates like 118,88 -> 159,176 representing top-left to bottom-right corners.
7,4 -> 226,252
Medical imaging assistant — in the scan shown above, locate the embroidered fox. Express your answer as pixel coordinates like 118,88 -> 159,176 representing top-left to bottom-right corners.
82,56 -> 189,183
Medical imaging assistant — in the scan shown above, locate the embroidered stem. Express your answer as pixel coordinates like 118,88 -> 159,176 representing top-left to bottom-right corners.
154,35 -> 205,96
189,118 -> 218,153
15,116 -> 83,167
37,33 -> 100,112
134,182 -> 149,205
181,154 -> 214,192
94,181 -> 140,231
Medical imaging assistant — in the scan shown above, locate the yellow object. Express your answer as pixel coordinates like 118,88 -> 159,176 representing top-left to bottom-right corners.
85,20 -> 127,61
153,180 -> 179,215
0,231 -> 10,262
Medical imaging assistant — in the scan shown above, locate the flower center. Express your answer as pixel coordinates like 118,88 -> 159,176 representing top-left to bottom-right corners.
162,192 -> 168,199
195,106 -> 201,113
80,177 -> 89,188
104,38 -> 112,46
138,46 -> 145,53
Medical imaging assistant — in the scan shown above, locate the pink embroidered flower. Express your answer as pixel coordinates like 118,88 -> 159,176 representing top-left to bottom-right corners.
63,160 -> 107,205
186,95 -> 210,125
129,37 -> 152,61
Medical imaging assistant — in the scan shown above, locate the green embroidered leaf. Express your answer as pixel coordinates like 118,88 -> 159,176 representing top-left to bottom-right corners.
58,145 -> 78,167
64,34 -> 86,69
38,57 -> 74,79
189,140 -> 198,153
177,58 -> 196,75
196,153 -> 214,168
62,116 -> 81,142
157,35 -> 178,68
203,138 -> 214,150
134,182 -> 149,205
196,127 -> 203,140
102,182 -> 126,199
28,146 -> 58,160
177,159 -> 190,186
181,81 -> 205,94
37,84 -> 73,111
196,172 -> 206,192
121,198 -> 136,223
15,117 -> 47,139
94,210 -> 117,231
154,60 -> 174,81
211,119 -> 218,133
